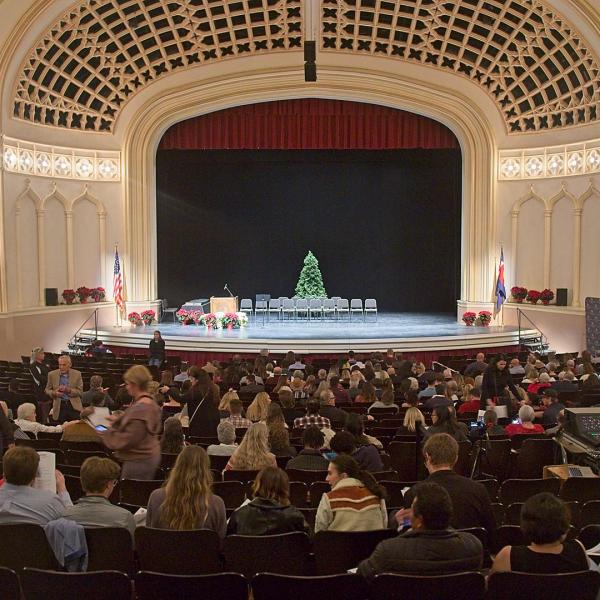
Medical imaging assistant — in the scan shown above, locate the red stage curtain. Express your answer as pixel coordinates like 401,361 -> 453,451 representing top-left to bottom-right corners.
159,99 -> 459,150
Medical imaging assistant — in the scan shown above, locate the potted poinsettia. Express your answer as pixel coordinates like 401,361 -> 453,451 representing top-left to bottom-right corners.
462,311 -> 477,326
204,313 -> 218,329
141,309 -> 155,325
478,311 -> 492,326
222,312 -> 240,330
62,289 -> 76,304
76,286 -> 91,303
128,311 -> 142,326
510,286 -> 528,303
90,287 -> 106,302
192,311 -> 205,326
540,289 -> 554,305
526,289 -> 541,304
176,309 -> 193,324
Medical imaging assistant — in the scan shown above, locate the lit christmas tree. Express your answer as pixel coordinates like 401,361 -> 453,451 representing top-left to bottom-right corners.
295,251 -> 327,298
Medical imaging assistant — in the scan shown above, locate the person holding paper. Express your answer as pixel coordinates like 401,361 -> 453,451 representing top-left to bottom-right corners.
0,446 -> 72,525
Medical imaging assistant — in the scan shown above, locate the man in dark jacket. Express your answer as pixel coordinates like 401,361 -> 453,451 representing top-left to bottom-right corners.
319,389 -> 348,427
286,426 -> 329,471
403,433 -> 495,534
358,482 -> 482,580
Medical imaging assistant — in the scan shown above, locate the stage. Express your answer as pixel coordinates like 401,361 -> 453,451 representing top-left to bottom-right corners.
84,312 -> 537,357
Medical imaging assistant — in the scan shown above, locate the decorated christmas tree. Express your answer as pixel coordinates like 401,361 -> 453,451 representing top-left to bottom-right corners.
295,251 -> 327,298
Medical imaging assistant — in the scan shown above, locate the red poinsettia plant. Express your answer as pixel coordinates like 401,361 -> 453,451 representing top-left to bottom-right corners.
176,309 -> 194,325
191,311 -> 205,325
526,289 -> 541,304
128,311 -> 142,325
62,289 -> 77,304
222,312 -> 241,329
510,286 -> 528,303
76,286 -> 91,303
204,313 -> 218,328
90,287 -> 106,302
478,311 -> 493,326
540,289 -> 554,305
462,311 -> 477,326
141,309 -> 155,325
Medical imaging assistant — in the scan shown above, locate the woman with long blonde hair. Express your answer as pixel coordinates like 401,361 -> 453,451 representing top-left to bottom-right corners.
146,445 -> 226,536
219,390 -> 239,416
398,406 -> 426,434
246,392 -> 271,422
225,422 -> 277,471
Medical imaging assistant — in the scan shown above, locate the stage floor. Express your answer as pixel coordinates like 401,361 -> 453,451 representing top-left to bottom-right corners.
86,312 -> 535,354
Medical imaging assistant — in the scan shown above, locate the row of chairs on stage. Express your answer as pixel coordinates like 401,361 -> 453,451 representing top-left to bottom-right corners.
240,297 -> 378,321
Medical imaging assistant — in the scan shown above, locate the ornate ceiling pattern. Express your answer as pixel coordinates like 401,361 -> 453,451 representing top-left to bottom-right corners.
321,0 -> 600,132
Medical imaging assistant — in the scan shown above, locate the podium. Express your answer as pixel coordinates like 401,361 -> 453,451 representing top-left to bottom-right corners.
210,296 -> 238,313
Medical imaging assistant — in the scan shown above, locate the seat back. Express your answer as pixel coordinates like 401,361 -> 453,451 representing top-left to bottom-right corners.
388,441 -> 420,481
350,299 -> 363,310
268,299 -> 280,310
337,299 -> 349,310
323,299 -> 335,310
119,479 -> 163,507
282,299 -> 295,310
480,439 -> 511,481
0,567 -> 19,600
223,469 -> 260,483
212,481 -> 247,509
487,570 -> 600,600
364,299 -> 377,310
491,525 -> 524,554
240,299 -> 253,311
252,573 -> 368,600
85,527 -> 134,573
135,571 -> 248,600
379,480 -> 404,507
286,469 -> 327,484
21,568 -> 132,600
309,299 -> 322,310
223,532 -> 311,578
580,500 -> 600,528
371,572 -> 486,600
559,477 -> 600,502
65,449 -> 110,466
255,300 -> 267,311
313,529 -> 397,575
0,524 -> 61,571
499,478 -> 560,505
135,527 -> 221,575
296,299 -> 308,310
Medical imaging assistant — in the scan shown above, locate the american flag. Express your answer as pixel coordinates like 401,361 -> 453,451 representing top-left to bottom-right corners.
113,248 -> 125,315
495,247 -> 506,311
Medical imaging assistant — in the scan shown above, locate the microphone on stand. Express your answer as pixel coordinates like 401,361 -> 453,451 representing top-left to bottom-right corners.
223,283 -> 234,297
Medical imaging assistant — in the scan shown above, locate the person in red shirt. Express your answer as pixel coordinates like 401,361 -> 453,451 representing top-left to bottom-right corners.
526,372 -> 552,395
457,389 -> 482,415
504,405 -> 544,437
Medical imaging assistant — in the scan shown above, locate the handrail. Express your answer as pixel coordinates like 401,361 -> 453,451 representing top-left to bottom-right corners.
70,308 -> 99,347
516,307 -> 547,352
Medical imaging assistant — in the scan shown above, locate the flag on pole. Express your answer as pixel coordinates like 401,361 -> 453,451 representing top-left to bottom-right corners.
495,247 -> 506,311
113,247 -> 125,316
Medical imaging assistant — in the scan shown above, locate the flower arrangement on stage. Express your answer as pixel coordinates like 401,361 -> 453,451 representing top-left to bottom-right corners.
204,313 -> 219,329
90,287 -> 106,302
191,311 -> 205,326
141,310 -> 156,325
76,286 -> 92,303
478,311 -> 492,326
526,289 -> 541,304
540,289 -> 554,305
462,311 -> 477,326
510,286 -> 528,303
128,311 -> 142,325
62,289 -> 77,304
176,309 -> 195,325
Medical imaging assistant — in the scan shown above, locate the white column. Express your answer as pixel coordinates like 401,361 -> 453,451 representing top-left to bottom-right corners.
65,209 -> 74,289
15,205 -> 22,309
572,207 -> 583,307
36,208 -> 46,306
99,211 -> 107,288
511,209 -> 519,286
544,209 -> 552,289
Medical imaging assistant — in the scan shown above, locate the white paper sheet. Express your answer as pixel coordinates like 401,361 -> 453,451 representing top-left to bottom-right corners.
33,451 -> 56,494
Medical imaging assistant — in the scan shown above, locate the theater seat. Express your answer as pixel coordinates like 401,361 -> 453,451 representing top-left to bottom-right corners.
371,572 -> 486,600
0,567 -> 19,600
252,573 -> 368,600
135,571 -> 248,600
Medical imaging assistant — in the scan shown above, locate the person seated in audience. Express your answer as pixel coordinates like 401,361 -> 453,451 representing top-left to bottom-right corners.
340,368 -> 351,384
81,375 -> 113,409
373,363 -> 389,382
457,388 -> 481,414
147,445 -> 226,536
539,389 -> 566,427
583,372 -> 600,391
482,409 -> 506,436
288,370 -> 307,399
223,397 -> 252,429
14,402 -> 72,437
403,434 -> 495,533
557,359 -> 577,381
348,370 -> 365,401
161,386 -> 182,411
218,390 -> 239,419
424,405 -> 468,442
268,422 -> 297,458
173,361 -> 190,383
464,352 -> 488,377
246,392 -> 271,423
240,370 -> 264,386
330,431 -> 383,472
552,371 -> 579,393
400,389 -> 421,409
160,416 -> 186,454
358,482 -> 482,580
61,401 -> 106,444
289,355 -> 306,371
527,371 -> 552,395
319,389 -> 349,427
418,373 -> 437,400
207,420 -> 238,456
293,400 -> 331,430
63,456 -> 135,536
265,366 -> 282,387
354,381 -> 377,405
266,403 -> 287,429
396,406 -> 426,436
315,454 -> 387,533
521,365 -> 539,385
345,414 -> 383,450
239,374 -> 265,396
328,375 -> 350,404
225,422 -> 277,471
0,446 -> 72,525
286,426 -> 329,471
423,383 -> 452,410
203,360 -> 220,376
490,493 -> 591,575
504,405 -> 544,437
368,387 -> 399,414
509,358 -> 525,376
227,467 -> 307,536
277,387 -> 301,426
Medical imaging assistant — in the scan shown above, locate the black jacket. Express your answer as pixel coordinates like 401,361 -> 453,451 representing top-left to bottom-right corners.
357,528 -> 483,580
148,339 -> 166,361
480,368 -> 519,408
183,385 -> 220,437
29,361 -> 50,397
319,405 -> 348,427
226,497 -> 308,536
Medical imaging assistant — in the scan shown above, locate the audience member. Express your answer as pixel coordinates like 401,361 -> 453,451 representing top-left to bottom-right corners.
286,426 -> 328,470
424,405 -> 468,442
146,445 -> 226,536
227,467 -> 307,535
240,374 -> 265,395
552,371 -> 579,393
0,446 -> 72,525
224,397 -> 252,429
540,389 -> 566,427
293,400 -> 332,430
480,354 -> 520,410
207,421 -> 238,456
218,390 -> 239,418
330,431 -> 383,472
464,353 -> 488,377
29,347 -> 51,405
246,392 -> 271,423
329,376 -> 350,405
63,456 -> 135,536
504,405 -> 544,437
457,388 -> 481,414
160,416 -> 186,454
345,414 -> 383,450
403,434 -> 495,532
82,375 -> 113,408
318,389 -> 348,427
509,358 -> 525,376
315,455 -> 387,532
358,482 -> 483,580
148,330 -> 165,367
368,387 -> 399,414
355,382 -> 377,405
423,384 -> 452,410
268,422 -> 297,458
226,422 -> 277,471
102,365 -> 161,480
173,361 -> 190,383
527,372 -> 552,395
46,354 -> 84,422
490,493 -> 590,574
418,373 -> 437,400
265,403 -> 287,430
14,402 -> 68,437
396,407 -> 426,436
482,409 -> 506,436
182,366 -> 221,437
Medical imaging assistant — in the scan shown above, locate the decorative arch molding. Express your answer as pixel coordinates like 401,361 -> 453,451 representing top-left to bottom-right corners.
12,180 -> 108,307
510,180 -> 600,306
122,66 -> 496,305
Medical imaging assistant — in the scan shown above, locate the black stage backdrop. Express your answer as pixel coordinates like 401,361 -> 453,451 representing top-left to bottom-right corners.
156,149 -> 461,312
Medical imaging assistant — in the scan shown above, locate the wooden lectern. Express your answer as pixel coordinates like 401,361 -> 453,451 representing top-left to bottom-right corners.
210,296 -> 238,313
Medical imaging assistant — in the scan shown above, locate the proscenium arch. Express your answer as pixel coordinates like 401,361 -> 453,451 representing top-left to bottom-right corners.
122,66 -> 496,308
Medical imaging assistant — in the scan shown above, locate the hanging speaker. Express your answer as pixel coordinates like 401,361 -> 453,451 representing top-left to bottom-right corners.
45,288 -> 59,306
304,63 -> 317,82
556,288 -> 568,306
304,40 -> 316,63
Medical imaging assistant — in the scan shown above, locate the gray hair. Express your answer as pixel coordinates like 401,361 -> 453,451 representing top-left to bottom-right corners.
483,409 -> 498,425
90,375 -> 103,388
217,420 -> 236,445
519,404 -> 535,423
17,403 -> 36,420
30,347 -> 43,364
